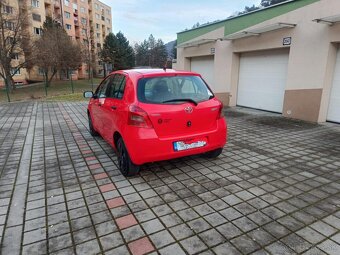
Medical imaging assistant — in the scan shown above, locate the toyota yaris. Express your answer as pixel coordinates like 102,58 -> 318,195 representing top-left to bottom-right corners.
84,69 -> 227,176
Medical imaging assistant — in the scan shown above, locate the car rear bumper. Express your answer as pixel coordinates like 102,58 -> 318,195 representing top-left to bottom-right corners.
123,119 -> 227,165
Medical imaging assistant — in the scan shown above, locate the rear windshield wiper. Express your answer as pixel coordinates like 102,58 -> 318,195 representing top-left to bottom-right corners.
162,98 -> 198,106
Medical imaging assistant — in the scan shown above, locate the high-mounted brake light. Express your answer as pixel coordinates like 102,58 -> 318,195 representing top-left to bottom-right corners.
128,105 -> 153,128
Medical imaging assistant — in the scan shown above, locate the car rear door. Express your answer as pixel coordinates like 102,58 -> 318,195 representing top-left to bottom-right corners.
101,73 -> 128,144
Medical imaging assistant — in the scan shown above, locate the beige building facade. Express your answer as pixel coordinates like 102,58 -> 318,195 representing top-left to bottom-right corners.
176,0 -> 340,123
0,0 -> 112,86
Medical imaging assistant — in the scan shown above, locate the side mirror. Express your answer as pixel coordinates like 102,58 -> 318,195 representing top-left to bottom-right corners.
83,91 -> 94,98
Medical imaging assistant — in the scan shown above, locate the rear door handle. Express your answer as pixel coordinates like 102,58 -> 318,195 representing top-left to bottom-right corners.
111,106 -> 117,110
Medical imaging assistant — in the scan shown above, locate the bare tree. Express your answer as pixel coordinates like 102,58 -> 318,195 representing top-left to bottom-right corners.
0,0 -> 32,100
33,17 -> 79,91
81,23 -> 95,89
61,40 -> 82,93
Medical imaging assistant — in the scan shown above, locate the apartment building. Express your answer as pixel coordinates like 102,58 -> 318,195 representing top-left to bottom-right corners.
0,0 -> 112,86
89,0 -> 112,76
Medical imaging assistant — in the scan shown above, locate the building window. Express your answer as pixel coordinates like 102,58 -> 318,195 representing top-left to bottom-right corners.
95,3 -> 99,10
81,18 -> 87,25
96,23 -> 100,29
31,0 -> 39,8
80,7 -> 85,13
106,18 -> 110,24
32,13 -> 41,22
5,21 -> 15,30
98,61 -> 102,65
3,5 -> 14,14
96,33 -> 100,38
34,27 -> 42,35
106,9 -> 110,15
97,43 -> 101,48
101,16 -> 105,21
11,68 -> 20,75
66,24 -> 72,30
95,13 -> 100,19
38,68 -> 44,75
65,11 -> 71,18
64,0 -> 70,7
82,29 -> 87,35
11,53 -> 19,60
107,27 -> 110,33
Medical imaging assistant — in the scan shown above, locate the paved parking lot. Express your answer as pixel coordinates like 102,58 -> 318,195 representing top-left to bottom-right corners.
0,102 -> 340,255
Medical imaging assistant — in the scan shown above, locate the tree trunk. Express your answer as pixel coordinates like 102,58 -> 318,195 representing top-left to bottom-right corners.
10,76 -> 16,91
4,78 -> 11,102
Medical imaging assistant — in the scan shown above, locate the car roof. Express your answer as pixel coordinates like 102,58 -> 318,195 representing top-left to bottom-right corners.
110,69 -> 199,79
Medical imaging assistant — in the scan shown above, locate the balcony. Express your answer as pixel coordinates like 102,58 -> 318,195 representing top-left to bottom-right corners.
74,19 -> 79,27
73,9 -> 78,16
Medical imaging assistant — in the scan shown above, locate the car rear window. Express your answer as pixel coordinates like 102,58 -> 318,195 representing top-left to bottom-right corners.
137,75 -> 214,104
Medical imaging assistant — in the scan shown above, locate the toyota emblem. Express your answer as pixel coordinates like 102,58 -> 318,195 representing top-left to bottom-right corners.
184,106 -> 193,114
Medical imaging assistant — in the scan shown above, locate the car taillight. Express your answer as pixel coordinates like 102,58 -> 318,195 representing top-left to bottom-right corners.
217,103 -> 224,119
128,105 -> 153,128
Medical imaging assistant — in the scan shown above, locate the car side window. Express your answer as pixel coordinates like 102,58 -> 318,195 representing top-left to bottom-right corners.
107,74 -> 126,99
96,76 -> 112,98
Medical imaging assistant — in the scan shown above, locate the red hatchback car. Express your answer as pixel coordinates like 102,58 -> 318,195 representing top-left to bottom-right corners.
84,69 -> 227,176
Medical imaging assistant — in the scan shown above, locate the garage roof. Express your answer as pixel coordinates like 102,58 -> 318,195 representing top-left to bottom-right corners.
313,14 -> 340,25
177,39 -> 216,48
222,22 -> 296,40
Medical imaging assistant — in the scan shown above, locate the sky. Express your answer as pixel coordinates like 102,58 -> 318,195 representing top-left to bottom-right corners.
100,0 -> 261,45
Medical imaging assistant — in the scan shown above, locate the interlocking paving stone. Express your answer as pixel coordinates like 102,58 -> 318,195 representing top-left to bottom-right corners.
198,228 -> 226,247
128,237 -> 155,255
1,102 -> 340,254
180,235 -> 208,254
149,229 -> 175,249
99,232 -> 124,251
141,218 -> 164,234
116,214 -> 138,230
121,225 -> 145,242
158,243 -> 186,255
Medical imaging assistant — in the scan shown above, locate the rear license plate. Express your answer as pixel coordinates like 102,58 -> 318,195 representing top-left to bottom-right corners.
173,138 -> 207,151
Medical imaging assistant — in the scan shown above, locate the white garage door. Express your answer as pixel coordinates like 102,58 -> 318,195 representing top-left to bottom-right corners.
327,48 -> 340,123
191,56 -> 214,88
237,49 -> 289,113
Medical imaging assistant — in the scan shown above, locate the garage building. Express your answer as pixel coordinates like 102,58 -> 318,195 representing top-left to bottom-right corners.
175,0 -> 340,123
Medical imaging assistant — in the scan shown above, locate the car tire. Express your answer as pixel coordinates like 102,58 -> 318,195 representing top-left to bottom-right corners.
204,148 -> 223,158
117,137 -> 140,176
88,113 -> 99,136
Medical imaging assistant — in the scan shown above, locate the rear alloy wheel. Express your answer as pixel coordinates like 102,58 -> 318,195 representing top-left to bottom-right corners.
117,137 -> 140,176
88,114 -> 98,136
204,148 -> 223,158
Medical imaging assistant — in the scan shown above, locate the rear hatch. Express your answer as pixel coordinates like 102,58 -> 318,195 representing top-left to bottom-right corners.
140,100 -> 221,138
136,74 -> 222,138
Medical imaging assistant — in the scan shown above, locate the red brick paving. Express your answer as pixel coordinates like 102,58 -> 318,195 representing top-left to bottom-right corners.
128,237 -> 155,255
93,173 -> 108,180
85,156 -> 96,161
106,197 -> 125,209
89,163 -> 101,170
99,183 -> 116,193
116,214 -> 138,230
82,150 -> 92,154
